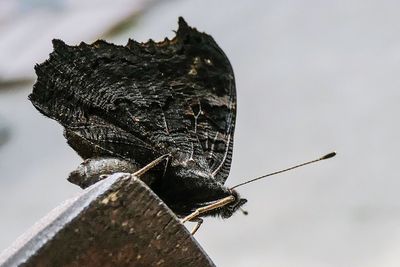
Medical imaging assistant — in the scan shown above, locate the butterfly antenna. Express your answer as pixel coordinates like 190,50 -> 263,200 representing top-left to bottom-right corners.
230,151 -> 336,189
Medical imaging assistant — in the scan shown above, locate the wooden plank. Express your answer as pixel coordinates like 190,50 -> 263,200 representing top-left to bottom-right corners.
0,173 -> 215,267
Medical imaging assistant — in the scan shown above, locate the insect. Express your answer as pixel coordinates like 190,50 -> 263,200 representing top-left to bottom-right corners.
30,17 -> 335,233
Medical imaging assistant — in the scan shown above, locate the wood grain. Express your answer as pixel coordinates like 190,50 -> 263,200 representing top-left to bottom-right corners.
0,173 -> 215,267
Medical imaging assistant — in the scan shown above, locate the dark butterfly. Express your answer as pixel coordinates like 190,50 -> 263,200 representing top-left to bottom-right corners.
30,17 -> 246,232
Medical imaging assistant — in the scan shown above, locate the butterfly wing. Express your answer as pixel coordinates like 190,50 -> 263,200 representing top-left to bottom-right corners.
30,17 -> 236,185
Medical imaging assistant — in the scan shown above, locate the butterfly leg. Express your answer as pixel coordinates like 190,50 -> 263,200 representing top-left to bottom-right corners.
133,154 -> 171,177
182,195 -> 235,223
189,218 -> 203,235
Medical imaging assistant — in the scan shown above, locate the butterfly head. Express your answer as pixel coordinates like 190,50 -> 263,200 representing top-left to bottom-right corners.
219,189 -> 247,219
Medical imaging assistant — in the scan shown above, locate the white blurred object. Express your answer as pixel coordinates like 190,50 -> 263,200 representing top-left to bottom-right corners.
0,115 -> 10,147
0,0 -> 152,81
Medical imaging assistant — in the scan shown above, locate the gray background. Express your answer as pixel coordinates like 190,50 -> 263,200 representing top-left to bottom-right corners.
1,1 -> 399,266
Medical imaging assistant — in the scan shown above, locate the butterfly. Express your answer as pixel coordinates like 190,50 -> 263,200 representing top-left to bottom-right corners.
29,17 -> 336,234
30,17 -> 246,233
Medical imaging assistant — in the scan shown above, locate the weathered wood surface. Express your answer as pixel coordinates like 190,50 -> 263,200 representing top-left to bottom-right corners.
0,173 -> 215,267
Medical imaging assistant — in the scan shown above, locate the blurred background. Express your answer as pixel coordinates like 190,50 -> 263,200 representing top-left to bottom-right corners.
1,0 -> 400,266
